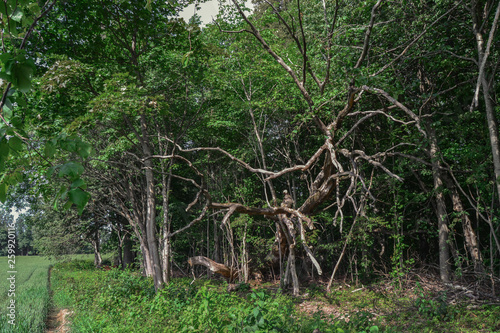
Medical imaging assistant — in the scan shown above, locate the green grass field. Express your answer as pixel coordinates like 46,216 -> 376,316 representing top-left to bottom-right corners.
0,256 -> 54,333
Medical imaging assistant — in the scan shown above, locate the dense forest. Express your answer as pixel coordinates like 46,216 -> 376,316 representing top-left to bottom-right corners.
1,0 -> 499,301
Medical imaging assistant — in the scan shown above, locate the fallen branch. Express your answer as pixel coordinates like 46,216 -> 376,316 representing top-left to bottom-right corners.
188,256 -> 239,282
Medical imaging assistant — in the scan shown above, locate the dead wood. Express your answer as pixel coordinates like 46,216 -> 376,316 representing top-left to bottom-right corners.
188,256 -> 239,282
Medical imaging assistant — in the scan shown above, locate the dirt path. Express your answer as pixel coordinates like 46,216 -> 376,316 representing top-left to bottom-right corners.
46,308 -> 73,333
45,266 -> 72,333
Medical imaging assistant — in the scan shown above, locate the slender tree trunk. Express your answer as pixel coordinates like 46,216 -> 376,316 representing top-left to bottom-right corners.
122,234 -> 134,269
162,236 -> 172,283
160,143 -> 173,284
241,220 -> 249,283
287,247 -> 300,295
444,175 -> 484,273
426,122 -> 450,282
140,242 -> 153,276
116,239 -> 123,268
481,75 -> 500,206
91,233 -> 102,269
471,1 -> 500,205
278,217 -> 300,295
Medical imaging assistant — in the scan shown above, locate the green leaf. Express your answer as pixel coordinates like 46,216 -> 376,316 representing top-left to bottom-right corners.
58,162 -> 84,180
68,187 -> 90,214
8,136 -> 23,152
71,178 -> 86,189
2,103 -> 12,120
53,185 -> 67,210
76,141 -> 92,158
0,53 -> 13,67
63,201 -> 73,210
0,138 -> 9,157
11,62 -> 34,92
46,165 -> 57,178
44,141 -> 56,158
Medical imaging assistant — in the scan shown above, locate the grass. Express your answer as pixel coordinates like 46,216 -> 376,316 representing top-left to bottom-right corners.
0,256 -> 54,333
51,260 -> 500,333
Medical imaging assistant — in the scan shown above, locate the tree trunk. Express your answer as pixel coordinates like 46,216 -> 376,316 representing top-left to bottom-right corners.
140,242 -> 153,276
241,220 -> 249,283
426,121 -> 450,282
162,236 -> 172,283
471,1 -> 500,206
160,149 -> 173,284
278,217 -> 300,295
140,114 -> 163,291
91,233 -> 102,269
444,175 -> 484,273
116,239 -> 123,268
122,234 -> 135,269
481,75 -> 500,206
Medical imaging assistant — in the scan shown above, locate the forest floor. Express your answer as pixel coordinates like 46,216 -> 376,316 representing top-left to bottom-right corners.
286,268 -> 500,332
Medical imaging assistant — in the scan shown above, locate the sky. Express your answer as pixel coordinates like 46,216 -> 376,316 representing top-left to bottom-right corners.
179,1 -> 220,26
179,1 -> 254,27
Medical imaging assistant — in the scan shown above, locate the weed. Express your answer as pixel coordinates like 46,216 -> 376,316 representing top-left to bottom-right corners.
414,282 -> 449,319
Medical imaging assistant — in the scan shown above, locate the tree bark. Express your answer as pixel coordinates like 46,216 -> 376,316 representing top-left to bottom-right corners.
160,143 -> 173,284
122,234 -> 135,269
188,256 -> 239,281
140,113 -> 163,291
426,121 -> 450,282
444,175 -> 484,273
471,1 -> 500,206
91,232 -> 102,269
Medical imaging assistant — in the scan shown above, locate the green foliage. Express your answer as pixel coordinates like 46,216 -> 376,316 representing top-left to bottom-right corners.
413,282 -> 450,320
51,262 -> 393,332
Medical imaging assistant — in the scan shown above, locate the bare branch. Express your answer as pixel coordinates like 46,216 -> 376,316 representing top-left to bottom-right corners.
341,149 -> 403,182
265,144 -> 327,180
335,109 -> 387,148
361,85 -> 427,137
355,0 -> 383,68
209,202 -> 313,228
170,204 -> 209,238
471,0 -> 500,109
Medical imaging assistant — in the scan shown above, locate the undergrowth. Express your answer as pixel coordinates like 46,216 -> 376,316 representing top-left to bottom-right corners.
51,259 -> 500,333
51,260 -> 379,332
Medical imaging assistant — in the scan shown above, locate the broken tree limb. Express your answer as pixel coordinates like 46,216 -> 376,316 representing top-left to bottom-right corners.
188,256 -> 239,282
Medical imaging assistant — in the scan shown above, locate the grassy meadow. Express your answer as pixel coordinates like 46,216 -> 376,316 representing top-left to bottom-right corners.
0,256 -> 53,333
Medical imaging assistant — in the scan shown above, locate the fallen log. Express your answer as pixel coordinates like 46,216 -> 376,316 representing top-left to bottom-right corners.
188,256 -> 239,282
